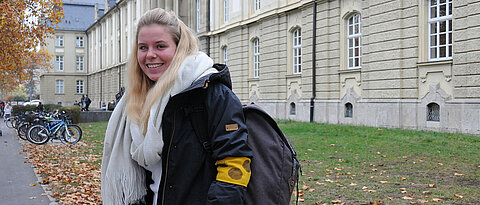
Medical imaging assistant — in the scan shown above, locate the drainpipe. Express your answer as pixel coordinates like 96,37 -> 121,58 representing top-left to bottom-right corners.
86,31 -> 89,99
100,23 -> 103,108
310,0 -> 317,123
118,11 -> 122,91
206,0 -> 211,56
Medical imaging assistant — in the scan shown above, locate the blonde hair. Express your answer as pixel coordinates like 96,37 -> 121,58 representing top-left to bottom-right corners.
125,8 -> 198,134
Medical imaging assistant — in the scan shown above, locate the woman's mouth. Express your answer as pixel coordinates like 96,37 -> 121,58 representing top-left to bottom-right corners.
146,63 -> 164,69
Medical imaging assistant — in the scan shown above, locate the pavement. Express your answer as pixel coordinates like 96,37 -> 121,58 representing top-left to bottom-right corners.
0,121 -> 57,205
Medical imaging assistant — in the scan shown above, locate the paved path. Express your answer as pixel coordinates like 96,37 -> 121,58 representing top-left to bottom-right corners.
0,121 -> 53,205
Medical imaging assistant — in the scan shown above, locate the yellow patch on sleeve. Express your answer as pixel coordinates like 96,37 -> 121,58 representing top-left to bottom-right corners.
215,157 -> 251,187
225,123 -> 239,131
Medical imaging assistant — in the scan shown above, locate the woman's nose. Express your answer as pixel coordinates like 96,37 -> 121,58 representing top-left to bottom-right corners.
146,49 -> 156,58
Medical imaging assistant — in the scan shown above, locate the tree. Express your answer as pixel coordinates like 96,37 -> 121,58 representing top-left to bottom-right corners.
0,0 -> 63,92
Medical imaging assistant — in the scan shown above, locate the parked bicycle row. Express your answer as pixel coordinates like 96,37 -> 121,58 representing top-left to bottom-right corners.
4,111 -> 82,145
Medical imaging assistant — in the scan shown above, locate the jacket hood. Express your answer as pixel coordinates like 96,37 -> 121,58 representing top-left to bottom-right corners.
183,64 -> 232,93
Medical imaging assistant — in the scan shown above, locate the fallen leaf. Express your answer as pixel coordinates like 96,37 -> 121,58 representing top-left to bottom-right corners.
380,181 -> 388,184
302,185 -> 310,190
453,194 -> 463,198
402,196 -> 414,200
315,200 -> 323,205
428,184 -> 435,188
438,163 -> 444,166
401,177 -> 407,181
454,173 -> 464,176
331,199 -> 342,204
432,198 -> 442,202
29,196 -> 36,199
418,199 -> 428,203
298,198 -> 305,202
349,183 -> 357,186
29,183 -> 37,186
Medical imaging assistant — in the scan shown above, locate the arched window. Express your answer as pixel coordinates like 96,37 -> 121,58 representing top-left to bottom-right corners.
347,14 -> 361,69
292,28 -> 302,74
427,103 -> 440,121
345,103 -> 353,118
252,38 -> 260,78
290,102 -> 296,115
222,46 -> 228,65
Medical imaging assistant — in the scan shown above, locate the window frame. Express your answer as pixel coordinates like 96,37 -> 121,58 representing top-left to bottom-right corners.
55,80 -> 64,94
254,0 -> 261,12
76,36 -> 84,48
253,38 -> 260,78
222,46 -> 228,65
55,55 -> 64,71
76,80 -> 84,94
55,35 -> 64,47
347,13 -> 361,69
76,56 -> 84,71
427,102 -> 440,122
196,0 -> 200,32
224,0 -> 229,23
292,28 -> 302,74
428,0 -> 453,61
345,103 -> 353,118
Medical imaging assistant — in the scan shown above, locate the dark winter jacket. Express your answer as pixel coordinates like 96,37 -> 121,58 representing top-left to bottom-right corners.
145,64 -> 252,205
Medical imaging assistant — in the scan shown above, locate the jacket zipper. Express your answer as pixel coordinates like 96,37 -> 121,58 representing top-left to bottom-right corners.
161,109 -> 176,204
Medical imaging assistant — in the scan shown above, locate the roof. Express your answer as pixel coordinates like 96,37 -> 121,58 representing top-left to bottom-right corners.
56,0 -> 105,31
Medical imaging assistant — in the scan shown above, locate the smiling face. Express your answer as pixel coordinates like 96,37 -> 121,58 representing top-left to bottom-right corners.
137,24 -> 177,81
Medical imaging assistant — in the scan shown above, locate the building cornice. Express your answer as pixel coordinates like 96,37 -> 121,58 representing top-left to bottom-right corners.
200,0 -> 315,36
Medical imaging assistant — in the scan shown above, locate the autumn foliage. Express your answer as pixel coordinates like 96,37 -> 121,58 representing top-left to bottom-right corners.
0,0 -> 63,92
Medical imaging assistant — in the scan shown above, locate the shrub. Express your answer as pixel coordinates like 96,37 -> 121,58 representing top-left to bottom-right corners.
59,106 -> 81,124
44,104 -> 62,112
12,105 -> 36,116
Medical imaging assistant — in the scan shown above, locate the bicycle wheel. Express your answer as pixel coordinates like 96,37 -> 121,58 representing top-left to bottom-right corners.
27,125 -> 50,145
5,118 -> 14,129
61,124 -> 82,145
17,123 -> 29,140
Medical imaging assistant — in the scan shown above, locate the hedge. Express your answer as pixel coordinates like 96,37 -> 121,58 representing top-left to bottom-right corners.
11,104 -> 82,124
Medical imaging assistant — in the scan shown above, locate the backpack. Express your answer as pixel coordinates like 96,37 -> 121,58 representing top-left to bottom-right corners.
186,89 -> 301,205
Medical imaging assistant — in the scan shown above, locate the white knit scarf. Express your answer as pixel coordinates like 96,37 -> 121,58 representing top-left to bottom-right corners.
101,52 -> 214,205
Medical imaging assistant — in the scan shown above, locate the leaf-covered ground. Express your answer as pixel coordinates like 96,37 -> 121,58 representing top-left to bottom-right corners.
23,141 -> 102,204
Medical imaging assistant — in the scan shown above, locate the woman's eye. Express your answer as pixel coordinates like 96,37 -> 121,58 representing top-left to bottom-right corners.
157,44 -> 165,49
139,45 -> 147,50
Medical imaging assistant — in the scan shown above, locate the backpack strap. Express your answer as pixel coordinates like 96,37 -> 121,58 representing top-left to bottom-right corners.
184,88 -> 212,152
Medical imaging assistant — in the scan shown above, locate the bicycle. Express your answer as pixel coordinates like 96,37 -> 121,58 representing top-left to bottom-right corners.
27,113 -> 82,145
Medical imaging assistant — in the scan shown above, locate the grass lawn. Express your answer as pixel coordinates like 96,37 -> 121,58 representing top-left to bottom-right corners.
78,121 -> 480,204
278,120 -> 480,204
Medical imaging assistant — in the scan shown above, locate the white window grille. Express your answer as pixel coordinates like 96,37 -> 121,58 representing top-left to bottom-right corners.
345,103 -> 353,118
427,103 -> 440,121
196,0 -> 200,32
347,14 -> 361,69
76,80 -> 84,94
254,0 -> 261,12
56,55 -> 64,71
224,0 -> 229,23
290,102 -> 296,115
76,56 -> 84,71
55,35 -> 64,47
56,80 -> 64,94
223,46 -> 228,65
293,28 -> 302,74
253,39 -> 260,78
428,0 -> 452,60
76,36 -> 84,47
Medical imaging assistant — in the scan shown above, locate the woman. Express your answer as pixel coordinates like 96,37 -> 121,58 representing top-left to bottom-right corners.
101,8 -> 252,205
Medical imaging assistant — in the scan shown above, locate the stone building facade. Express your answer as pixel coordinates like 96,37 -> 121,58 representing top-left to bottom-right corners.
43,0 -> 480,135
41,0 -> 105,106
